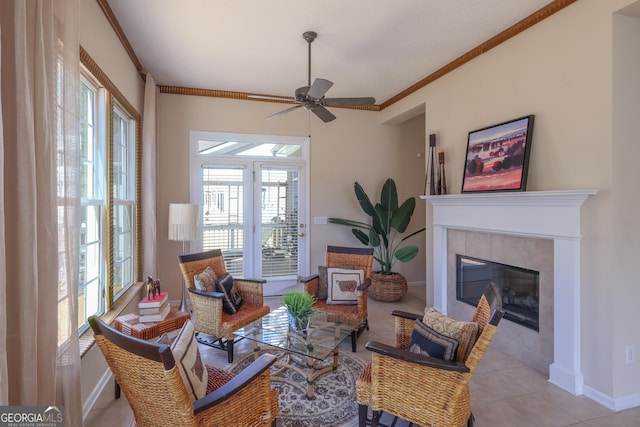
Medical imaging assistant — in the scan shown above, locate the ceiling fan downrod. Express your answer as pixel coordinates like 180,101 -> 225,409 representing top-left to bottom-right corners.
302,31 -> 317,86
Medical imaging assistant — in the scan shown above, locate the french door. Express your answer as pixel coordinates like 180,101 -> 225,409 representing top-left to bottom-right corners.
196,160 -> 307,295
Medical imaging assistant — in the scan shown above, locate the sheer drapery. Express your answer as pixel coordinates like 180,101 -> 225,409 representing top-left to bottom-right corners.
0,1 -> 82,424
142,73 -> 158,277
0,22 -> 8,406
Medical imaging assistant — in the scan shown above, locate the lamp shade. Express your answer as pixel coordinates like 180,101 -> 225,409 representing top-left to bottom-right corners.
168,203 -> 199,242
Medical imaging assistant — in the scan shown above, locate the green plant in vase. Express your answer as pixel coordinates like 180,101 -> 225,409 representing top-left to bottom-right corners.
328,178 -> 426,301
283,291 -> 316,331
328,178 -> 425,275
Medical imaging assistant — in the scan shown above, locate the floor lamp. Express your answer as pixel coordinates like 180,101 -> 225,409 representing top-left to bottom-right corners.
168,203 -> 199,313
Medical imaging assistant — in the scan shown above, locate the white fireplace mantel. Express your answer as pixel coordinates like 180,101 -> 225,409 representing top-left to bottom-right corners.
422,190 -> 596,396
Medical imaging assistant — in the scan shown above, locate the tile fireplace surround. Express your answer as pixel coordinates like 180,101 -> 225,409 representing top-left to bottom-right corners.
423,190 -> 596,396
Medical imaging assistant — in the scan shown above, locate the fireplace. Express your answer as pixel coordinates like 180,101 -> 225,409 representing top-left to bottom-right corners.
456,255 -> 539,331
423,190 -> 596,396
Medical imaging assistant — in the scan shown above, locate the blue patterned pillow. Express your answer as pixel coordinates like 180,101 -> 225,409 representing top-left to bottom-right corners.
215,273 -> 243,314
408,319 -> 459,361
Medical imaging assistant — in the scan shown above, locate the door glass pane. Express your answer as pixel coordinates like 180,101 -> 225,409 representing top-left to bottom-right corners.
201,167 -> 244,276
261,168 -> 298,278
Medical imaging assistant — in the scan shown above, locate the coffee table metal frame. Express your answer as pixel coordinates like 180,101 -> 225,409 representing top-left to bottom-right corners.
234,306 -> 361,399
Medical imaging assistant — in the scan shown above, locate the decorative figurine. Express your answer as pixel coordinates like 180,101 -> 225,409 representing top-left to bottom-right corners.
146,275 -> 161,299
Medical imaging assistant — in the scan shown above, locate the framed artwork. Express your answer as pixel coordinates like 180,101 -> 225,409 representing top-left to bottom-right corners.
461,115 -> 535,193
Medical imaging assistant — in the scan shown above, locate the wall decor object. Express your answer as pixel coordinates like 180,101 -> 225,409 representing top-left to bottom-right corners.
424,133 -> 437,195
461,115 -> 534,193
437,148 -> 447,195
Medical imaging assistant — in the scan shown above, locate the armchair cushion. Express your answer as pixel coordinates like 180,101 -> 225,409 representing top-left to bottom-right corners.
194,266 -> 217,292
215,273 -> 243,314
422,307 -> 479,362
408,319 -> 459,361
326,267 -> 363,305
172,319 -> 208,401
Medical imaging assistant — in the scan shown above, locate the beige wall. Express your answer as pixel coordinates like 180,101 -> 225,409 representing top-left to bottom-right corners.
79,0 -> 143,110
612,7 -> 640,398
156,94 -> 426,299
383,0 -> 640,403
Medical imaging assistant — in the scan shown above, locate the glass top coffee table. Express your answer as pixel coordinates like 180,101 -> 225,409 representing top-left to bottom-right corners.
234,306 -> 363,399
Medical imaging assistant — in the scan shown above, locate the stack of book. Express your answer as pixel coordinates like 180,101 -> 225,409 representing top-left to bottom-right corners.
138,292 -> 170,322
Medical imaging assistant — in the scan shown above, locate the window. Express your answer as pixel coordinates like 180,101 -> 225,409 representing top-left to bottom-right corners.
110,102 -> 136,301
78,77 -> 106,333
77,57 -> 141,334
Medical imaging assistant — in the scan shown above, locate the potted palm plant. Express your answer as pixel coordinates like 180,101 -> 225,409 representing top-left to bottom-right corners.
328,178 -> 425,301
283,291 -> 316,331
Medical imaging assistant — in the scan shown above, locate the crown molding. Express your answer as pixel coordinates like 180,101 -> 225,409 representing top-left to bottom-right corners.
156,86 -> 381,111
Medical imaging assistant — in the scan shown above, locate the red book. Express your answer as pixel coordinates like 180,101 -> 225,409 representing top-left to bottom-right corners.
139,292 -> 168,309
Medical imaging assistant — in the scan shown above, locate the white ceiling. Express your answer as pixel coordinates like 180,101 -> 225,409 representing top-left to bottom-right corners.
105,0 -> 556,105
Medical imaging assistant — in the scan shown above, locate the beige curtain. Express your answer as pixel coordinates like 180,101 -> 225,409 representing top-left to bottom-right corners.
142,73 -> 158,277
0,21 -> 8,407
0,1 -> 82,424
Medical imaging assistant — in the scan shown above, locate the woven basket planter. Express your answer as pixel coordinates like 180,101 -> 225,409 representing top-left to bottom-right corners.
369,272 -> 408,302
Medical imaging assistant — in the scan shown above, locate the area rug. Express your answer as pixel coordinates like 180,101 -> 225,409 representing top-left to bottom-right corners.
231,349 -> 366,427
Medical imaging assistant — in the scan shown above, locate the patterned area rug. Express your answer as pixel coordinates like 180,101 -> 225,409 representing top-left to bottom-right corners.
231,349 -> 366,427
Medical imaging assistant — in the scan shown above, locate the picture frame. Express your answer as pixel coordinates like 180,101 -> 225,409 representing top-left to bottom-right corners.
461,115 -> 535,193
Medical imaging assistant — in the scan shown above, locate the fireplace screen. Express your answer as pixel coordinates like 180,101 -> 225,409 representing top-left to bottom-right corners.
456,255 -> 539,331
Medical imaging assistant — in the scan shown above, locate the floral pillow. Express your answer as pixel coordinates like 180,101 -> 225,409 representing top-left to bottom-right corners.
194,266 -> 216,292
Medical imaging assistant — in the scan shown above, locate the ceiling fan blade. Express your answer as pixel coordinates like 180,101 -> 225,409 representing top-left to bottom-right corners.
266,104 -> 304,120
322,97 -> 376,107
307,78 -> 333,99
310,105 -> 336,122
249,94 -> 295,102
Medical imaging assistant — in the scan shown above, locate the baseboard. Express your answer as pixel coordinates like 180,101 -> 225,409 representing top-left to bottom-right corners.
407,281 -> 426,288
83,369 -> 113,420
583,385 -> 640,411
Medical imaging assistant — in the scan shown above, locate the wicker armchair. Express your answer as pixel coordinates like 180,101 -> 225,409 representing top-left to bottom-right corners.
356,283 -> 504,427
178,249 -> 270,362
301,245 -> 374,352
88,315 -> 278,427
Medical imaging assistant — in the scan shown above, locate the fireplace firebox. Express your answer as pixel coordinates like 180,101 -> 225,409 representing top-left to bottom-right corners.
456,255 -> 539,331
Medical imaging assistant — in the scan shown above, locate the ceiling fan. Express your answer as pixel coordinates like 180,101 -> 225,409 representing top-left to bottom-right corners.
251,31 -> 376,122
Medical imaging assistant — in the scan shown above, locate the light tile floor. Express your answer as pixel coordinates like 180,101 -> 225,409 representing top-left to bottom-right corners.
84,286 -> 640,426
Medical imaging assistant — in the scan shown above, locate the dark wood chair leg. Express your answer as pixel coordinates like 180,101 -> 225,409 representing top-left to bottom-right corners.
227,339 -> 234,363
358,404 -> 368,427
371,410 -> 382,427
467,411 -> 475,427
351,330 -> 357,352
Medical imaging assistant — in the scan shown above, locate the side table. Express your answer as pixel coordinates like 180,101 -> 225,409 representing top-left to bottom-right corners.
112,307 -> 190,398
114,307 -> 190,340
